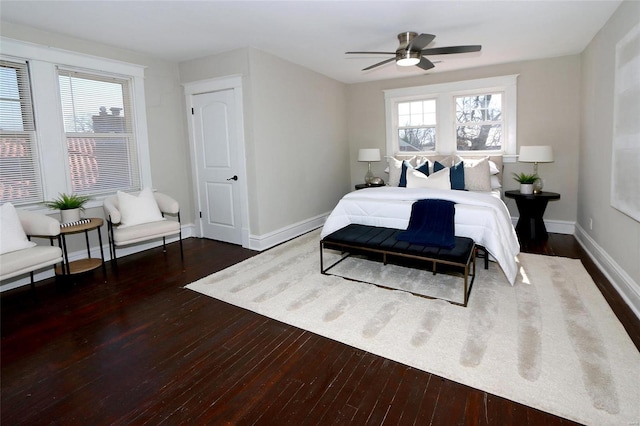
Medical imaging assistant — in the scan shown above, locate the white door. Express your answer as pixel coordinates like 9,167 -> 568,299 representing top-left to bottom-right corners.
192,89 -> 242,244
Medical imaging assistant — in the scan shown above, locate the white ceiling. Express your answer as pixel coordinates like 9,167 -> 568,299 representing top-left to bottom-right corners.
0,1 -> 622,84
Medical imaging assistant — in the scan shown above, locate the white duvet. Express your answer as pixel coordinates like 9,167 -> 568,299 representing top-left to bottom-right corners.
321,186 -> 520,285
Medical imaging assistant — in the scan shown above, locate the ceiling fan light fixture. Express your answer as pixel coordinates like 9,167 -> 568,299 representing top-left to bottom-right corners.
396,50 -> 420,66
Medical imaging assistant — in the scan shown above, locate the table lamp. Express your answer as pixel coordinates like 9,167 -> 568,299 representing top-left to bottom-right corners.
518,145 -> 554,193
358,148 -> 381,184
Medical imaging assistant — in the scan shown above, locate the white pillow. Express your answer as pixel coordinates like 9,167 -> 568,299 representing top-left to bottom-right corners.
117,188 -> 165,228
406,167 -> 451,190
0,202 -> 36,255
387,157 -> 403,187
488,160 -> 500,175
386,156 -> 416,187
491,175 -> 502,189
463,156 -> 492,191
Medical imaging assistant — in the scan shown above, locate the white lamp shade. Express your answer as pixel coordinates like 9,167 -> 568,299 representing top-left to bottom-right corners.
358,148 -> 381,162
518,145 -> 554,163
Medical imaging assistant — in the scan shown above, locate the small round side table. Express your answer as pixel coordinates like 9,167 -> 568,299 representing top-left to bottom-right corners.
504,190 -> 560,241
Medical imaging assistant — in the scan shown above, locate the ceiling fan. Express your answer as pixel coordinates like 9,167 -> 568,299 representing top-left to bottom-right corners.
346,32 -> 481,71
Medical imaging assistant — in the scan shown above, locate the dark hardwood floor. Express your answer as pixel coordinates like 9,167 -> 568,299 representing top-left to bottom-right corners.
2,233 -> 638,425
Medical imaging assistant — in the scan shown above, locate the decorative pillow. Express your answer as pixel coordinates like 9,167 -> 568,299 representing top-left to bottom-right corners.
0,202 -> 36,255
434,160 -> 465,190
415,157 -> 434,174
462,157 -> 492,191
406,167 -> 451,190
415,160 -> 430,177
116,188 -> 165,228
488,160 -> 500,175
387,156 -> 415,186
387,157 -> 402,186
399,160 -> 414,187
491,175 -> 502,189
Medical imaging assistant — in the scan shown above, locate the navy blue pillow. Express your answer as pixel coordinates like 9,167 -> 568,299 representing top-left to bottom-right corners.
434,160 -> 465,190
415,161 -> 430,177
399,160 -> 413,187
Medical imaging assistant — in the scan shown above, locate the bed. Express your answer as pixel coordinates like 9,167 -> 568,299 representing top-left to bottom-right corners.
321,154 -> 520,285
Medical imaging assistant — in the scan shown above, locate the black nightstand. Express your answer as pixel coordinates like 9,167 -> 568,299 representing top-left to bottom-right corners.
355,183 -> 385,190
504,190 -> 560,241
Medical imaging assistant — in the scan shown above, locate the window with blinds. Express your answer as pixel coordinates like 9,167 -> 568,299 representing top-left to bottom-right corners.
0,60 -> 43,205
58,69 -> 141,196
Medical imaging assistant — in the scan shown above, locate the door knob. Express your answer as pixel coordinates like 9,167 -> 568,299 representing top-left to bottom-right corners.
227,175 -> 238,181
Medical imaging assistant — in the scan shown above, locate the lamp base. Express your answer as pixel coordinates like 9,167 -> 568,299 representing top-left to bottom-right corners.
365,162 -> 374,184
533,178 -> 544,194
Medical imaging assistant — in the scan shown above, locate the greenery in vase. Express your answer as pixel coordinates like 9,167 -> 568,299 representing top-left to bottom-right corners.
512,172 -> 538,184
44,193 -> 91,211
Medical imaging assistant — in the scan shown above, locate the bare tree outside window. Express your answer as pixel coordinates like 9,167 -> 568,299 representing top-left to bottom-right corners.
397,99 -> 437,152
456,94 -> 503,151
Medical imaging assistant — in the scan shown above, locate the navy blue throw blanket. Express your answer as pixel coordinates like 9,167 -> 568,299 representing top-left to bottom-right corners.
396,199 -> 456,248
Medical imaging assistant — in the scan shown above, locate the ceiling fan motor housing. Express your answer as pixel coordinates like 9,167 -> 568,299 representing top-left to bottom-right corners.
397,31 -> 419,49
396,32 -> 421,66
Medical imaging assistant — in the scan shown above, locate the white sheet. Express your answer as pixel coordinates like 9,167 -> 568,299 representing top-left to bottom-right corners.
321,186 -> 520,285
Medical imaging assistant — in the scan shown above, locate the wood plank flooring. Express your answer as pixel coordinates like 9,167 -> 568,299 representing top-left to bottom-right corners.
2,233 -> 638,425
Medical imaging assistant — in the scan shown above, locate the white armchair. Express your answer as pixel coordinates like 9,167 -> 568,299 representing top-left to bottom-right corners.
102,191 -> 183,263
0,209 -> 62,289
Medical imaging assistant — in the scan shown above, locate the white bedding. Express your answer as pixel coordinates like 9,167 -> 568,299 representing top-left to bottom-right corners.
321,186 -> 520,285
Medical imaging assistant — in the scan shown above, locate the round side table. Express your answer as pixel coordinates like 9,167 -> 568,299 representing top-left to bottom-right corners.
56,218 -> 106,276
504,190 -> 560,241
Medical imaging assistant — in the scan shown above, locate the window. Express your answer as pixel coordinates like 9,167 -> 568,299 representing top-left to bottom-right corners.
0,38 -> 151,208
384,75 -> 518,158
58,69 -> 140,195
0,60 -> 42,204
455,93 -> 502,151
397,99 -> 436,152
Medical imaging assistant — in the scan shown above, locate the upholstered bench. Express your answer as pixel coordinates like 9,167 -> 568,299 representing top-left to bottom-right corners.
320,224 -> 476,306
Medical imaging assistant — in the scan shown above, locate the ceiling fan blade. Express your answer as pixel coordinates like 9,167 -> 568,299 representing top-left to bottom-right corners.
407,33 -> 435,51
362,57 -> 396,71
346,51 -> 395,55
421,45 -> 482,55
416,57 -> 435,70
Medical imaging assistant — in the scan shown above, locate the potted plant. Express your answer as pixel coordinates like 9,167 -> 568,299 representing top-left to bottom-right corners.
512,172 -> 538,195
44,193 -> 91,223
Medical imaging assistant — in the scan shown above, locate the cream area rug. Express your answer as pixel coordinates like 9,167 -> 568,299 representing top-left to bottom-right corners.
186,230 -> 639,425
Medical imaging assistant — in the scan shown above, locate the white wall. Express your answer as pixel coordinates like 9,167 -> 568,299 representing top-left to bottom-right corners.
180,48 -> 350,243
578,0 -> 640,314
247,48 -> 349,236
346,55 -> 582,226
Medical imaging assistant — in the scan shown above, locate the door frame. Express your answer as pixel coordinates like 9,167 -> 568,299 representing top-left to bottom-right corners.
184,75 -> 250,248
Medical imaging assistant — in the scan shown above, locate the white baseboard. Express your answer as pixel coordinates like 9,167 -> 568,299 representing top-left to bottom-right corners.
510,217 -> 575,235
248,213 -> 329,251
0,224 -> 196,293
574,224 -> 640,320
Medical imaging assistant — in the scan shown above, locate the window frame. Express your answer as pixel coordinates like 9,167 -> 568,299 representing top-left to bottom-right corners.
396,98 -> 438,152
0,38 -> 152,210
0,58 -> 43,204
384,75 -> 518,161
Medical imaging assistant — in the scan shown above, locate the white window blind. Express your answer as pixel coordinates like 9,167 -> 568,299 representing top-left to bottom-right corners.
0,60 -> 43,205
58,69 -> 141,196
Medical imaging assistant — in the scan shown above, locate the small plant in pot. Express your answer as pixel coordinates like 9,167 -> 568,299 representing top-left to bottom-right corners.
512,172 -> 538,195
44,193 -> 91,223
